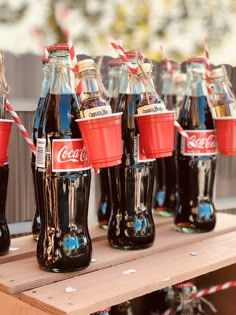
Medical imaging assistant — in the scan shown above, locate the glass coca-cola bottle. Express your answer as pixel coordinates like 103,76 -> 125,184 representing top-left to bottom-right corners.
110,301 -> 133,315
36,44 -> 92,272
97,58 -> 121,229
154,63 -> 180,217
0,50 -> 11,255
108,58 -> 122,112
31,56 -> 50,241
210,66 -> 236,117
168,281 -> 205,314
108,52 -> 155,250
91,308 -> 110,315
77,59 -> 112,118
174,73 -> 187,119
175,57 -> 217,233
136,62 -> 166,113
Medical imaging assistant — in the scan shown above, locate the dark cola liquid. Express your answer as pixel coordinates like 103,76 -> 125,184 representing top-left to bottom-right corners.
154,94 -> 178,217
36,94 -> 92,272
97,95 -> 118,229
97,168 -> 112,229
0,164 -> 10,255
175,95 -> 216,233
108,94 -> 155,250
31,96 -> 45,240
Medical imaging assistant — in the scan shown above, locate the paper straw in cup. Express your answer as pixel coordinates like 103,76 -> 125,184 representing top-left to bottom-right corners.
5,100 -> 36,155
204,37 -> 216,117
160,44 -> 173,79
110,42 -> 138,75
174,120 -> 196,148
59,5 -> 85,103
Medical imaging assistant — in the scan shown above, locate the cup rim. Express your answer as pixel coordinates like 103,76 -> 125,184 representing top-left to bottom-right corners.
134,110 -> 174,118
75,112 -> 123,122
0,119 -> 14,123
214,117 -> 236,121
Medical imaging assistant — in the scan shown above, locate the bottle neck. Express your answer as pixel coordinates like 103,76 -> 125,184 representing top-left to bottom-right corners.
211,76 -> 234,100
137,74 -> 166,112
185,69 -> 208,97
49,54 -> 75,95
161,73 -> 178,96
108,66 -> 121,98
119,66 -> 140,94
79,69 -> 100,100
0,94 -> 5,119
40,63 -> 50,98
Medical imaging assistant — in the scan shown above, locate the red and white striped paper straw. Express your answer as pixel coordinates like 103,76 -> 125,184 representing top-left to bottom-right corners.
159,46 -> 194,145
174,121 -> 196,148
161,280 -> 236,314
59,5 -> 85,103
204,37 -> 215,115
65,31 -> 84,103
5,100 -> 36,155
110,42 -> 137,75
192,280 -> 236,299
160,44 -> 173,79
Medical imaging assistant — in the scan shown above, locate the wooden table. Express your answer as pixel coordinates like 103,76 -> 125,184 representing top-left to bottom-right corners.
1,213 -> 236,315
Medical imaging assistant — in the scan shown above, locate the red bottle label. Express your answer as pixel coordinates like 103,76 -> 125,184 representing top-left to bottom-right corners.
181,130 -> 217,156
52,139 -> 91,171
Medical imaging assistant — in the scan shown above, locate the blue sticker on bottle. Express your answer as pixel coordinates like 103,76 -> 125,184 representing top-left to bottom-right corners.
63,236 -> 79,251
156,191 -> 165,206
134,219 -> 142,231
101,202 -> 107,215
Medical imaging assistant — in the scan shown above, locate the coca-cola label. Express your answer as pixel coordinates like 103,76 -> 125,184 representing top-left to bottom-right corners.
52,139 -> 91,171
181,130 -> 217,156
137,103 -> 165,114
137,135 -> 155,162
83,105 -> 112,118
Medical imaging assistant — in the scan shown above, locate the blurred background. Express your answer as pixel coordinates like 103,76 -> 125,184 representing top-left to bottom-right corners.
1,0 -> 236,64
0,0 -> 236,227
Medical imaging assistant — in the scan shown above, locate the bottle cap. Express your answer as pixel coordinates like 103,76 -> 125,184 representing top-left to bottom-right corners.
77,59 -> 96,73
108,59 -> 121,67
124,51 -> 144,59
174,73 -> 187,83
210,67 -> 225,79
47,43 -> 69,51
41,57 -> 49,63
174,281 -> 193,289
162,62 -> 180,71
137,63 -> 153,76
186,57 -> 205,64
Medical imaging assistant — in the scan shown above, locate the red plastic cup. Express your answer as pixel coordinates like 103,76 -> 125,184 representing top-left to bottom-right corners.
0,119 -> 13,166
135,111 -> 175,158
215,117 -> 236,155
76,113 -> 122,168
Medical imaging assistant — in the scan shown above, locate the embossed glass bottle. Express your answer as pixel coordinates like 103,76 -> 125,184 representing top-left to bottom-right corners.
154,63 -> 180,217
97,58 -> 121,229
36,44 -> 92,272
108,52 -> 155,250
175,58 -> 217,233
31,56 -> 50,241
211,66 -> 236,117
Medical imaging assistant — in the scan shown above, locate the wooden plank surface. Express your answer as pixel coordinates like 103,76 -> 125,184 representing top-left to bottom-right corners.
0,215 -> 172,265
19,230 -> 236,315
0,291 -> 49,315
0,213 -> 235,295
